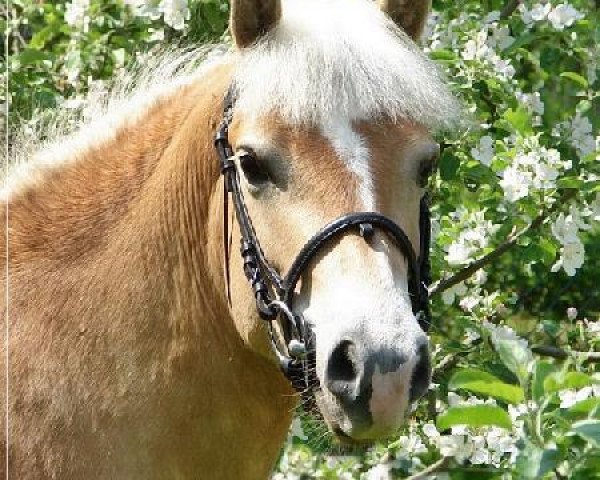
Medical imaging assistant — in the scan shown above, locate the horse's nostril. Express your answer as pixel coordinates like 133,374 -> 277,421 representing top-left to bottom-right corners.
328,340 -> 358,382
326,340 -> 360,400
409,343 -> 431,403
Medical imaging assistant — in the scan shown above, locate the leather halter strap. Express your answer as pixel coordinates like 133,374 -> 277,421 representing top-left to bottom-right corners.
214,85 -> 432,394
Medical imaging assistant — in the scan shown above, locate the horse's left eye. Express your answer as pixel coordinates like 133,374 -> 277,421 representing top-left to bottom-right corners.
417,145 -> 440,187
238,151 -> 271,186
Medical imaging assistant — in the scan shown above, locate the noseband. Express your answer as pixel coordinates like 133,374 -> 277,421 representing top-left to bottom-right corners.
214,86 -> 432,394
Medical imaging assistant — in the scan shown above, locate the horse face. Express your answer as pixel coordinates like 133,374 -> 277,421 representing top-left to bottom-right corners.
226,0 -> 457,443
228,115 -> 437,441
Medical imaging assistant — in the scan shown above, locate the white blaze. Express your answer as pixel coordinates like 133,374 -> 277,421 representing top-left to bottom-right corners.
321,118 -> 374,210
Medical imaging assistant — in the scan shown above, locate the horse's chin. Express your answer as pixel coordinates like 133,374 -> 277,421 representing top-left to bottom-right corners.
313,391 -> 405,447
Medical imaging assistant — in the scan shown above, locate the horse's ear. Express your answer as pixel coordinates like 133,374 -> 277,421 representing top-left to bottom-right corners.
230,0 -> 282,48
377,0 -> 431,41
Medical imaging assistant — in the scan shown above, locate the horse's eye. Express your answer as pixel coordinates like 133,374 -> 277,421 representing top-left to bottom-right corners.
238,151 -> 271,186
417,145 -> 440,188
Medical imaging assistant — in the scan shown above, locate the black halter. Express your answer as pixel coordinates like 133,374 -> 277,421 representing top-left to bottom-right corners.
214,86 -> 432,394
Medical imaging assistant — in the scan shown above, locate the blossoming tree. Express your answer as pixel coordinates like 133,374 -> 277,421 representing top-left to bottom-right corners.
5,0 -> 600,478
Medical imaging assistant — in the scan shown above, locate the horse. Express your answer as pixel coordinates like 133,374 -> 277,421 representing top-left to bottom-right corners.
1,0 -> 460,477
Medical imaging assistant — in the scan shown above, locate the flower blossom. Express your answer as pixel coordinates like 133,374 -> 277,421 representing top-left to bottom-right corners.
583,318 -> 600,338
499,166 -> 532,202
442,281 -> 467,305
520,3 -> 552,25
461,26 -> 515,79
365,464 -> 392,480
559,386 -> 600,409
445,210 -> 499,266
516,91 -> 545,123
160,0 -> 190,30
65,0 -> 90,29
126,0 -> 190,30
547,3 -> 584,30
500,137 -> 570,202
551,205 -> 590,276
471,135 -> 495,166
568,112 -> 596,158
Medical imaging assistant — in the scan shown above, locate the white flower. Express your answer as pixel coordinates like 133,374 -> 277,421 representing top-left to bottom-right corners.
508,403 -> 530,422
160,0 -> 190,30
531,3 -> 552,21
422,423 -> 440,440
552,212 -> 581,245
471,135 -> 495,166
489,54 -> 516,79
447,391 -> 462,407
439,435 -> 473,463
516,91 -> 545,116
533,162 -> 559,189
567,307 -> 578,321
470,435 -> 490,465
559,387 -> 593,408
473,269 -> 488,285
446,242 -> 474,266
460,294 -> 481,312
592,194 -> 600,222
552,240 -> 584,276
500,166 -> 531,202
365,463 -> 392,480
125,0 -> 162,19
463,29 -> 496,61
484,11 -> 501,24
65,0 -> 90,28
584,318 -> 600,338
569,112 -> 595,158
548,4 -> 583,30
464,328 -> 481,344
441,281 -> 468,305
551,206 -> 587,276
445,211 -> 499,265
399,434 -> 428,455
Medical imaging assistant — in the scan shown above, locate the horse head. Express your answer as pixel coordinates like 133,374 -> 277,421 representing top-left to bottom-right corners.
221,0 -> 459,442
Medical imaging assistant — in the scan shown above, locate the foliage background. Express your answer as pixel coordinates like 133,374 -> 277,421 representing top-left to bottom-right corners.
3,0 -> 600,478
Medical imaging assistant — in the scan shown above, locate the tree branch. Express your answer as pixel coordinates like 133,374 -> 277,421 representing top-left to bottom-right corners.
532,345 -> 600,363
406,456 -> 451,480
429,190 -> 577,297
500,0 -> 521,19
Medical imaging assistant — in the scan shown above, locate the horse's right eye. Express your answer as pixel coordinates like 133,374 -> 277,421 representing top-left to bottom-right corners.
238,151 -> 271,186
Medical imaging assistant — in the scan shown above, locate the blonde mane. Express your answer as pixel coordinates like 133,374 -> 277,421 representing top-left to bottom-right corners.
5,0 -> 461,197
4,45 -> 230,196
234,0 -> 460,128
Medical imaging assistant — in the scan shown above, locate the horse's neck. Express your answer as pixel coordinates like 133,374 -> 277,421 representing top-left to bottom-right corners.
6,64 -> 294,478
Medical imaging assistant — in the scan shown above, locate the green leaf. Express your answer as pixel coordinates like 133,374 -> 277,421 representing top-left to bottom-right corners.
17,49 -> 49,65
491,335 -> 532,385
436,405 -> 512,431
538,238 -> 558,265
439,149 -> 460,181
557,176 -> 584,189
503,107 -> 533,134
515,442 -> 559,480
571,420 -> 600,447
429,49 -> 457,61
545,371 -> 595,394
532,361 -> 558,401
560,72 -> 589,89
449,368 -> 524,404
566,398 -> 600,419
